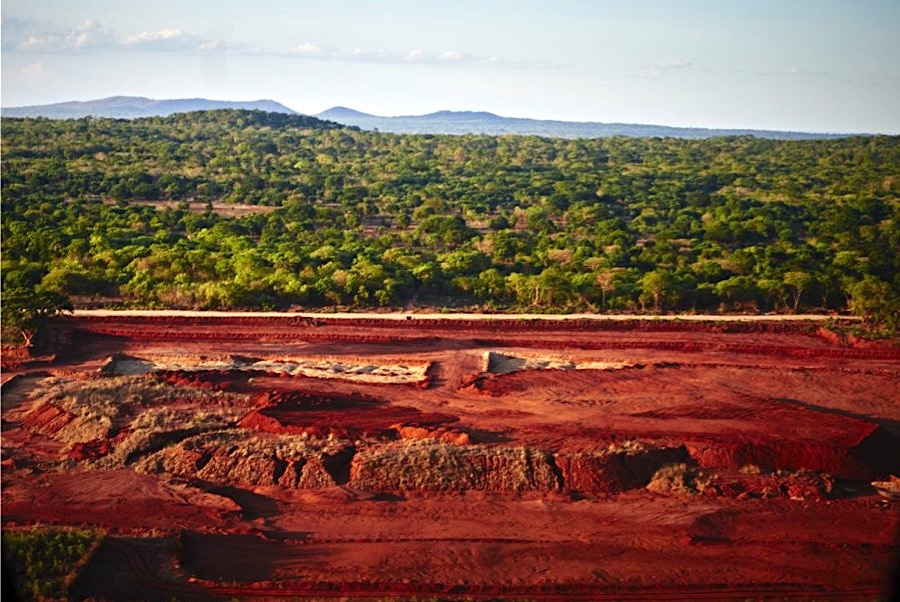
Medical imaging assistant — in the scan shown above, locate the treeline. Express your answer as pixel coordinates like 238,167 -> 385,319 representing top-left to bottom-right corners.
1,110 -> 897,328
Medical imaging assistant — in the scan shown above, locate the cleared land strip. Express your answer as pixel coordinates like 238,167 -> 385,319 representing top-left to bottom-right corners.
73,309 -> 855,322
107,538 -> 885,601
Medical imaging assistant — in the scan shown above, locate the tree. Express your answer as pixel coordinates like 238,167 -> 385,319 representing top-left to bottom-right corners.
640,269 -> 675,312
488,214 -> 510,231
595,269 -> 621,310
846,276 -> 898,331
1,287 -> 73,347
783,271 -> 815,312
714,275 -> 760,310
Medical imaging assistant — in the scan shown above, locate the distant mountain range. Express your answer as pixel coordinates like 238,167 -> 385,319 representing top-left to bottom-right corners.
1,96 -> 297,119
2,96 -> 853,139
315,107 -> 850,140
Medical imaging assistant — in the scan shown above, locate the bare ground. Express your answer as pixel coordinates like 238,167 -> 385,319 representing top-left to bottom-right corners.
2,313 -> 898,600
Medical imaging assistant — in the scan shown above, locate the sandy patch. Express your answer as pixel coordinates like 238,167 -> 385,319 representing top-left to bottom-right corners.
111,354 -> 431,384
484,351 -> 634,374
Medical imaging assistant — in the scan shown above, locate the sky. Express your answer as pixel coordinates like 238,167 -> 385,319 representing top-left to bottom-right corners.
2,0 -> 899,133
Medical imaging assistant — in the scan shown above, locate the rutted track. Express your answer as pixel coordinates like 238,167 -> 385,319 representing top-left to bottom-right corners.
107,537 -> 887,601
105,539 -> 201,596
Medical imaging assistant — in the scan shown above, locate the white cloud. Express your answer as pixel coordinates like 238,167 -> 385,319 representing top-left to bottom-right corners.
20,61 -> 51,80
17,33 -> 55,50
2,16 -> 214,53
199,40 -> 224,52
1,15 -> 31,49
349,47 -> 400,63
8,18 -> 114,51
72,19 -> 114,49
123,27 -> 220,52
295,41 -> 336,57
2,14 -> 498,65
438,50 -> 465,61
287,43 -> 496,65
124,27 -> 184,45
436,50 -> 495,64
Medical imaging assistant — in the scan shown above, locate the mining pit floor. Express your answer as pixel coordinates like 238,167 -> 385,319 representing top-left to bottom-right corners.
2,313 -> 899,600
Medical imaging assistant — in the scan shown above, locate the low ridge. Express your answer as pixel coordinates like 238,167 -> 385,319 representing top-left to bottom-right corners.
314,106 -> 853,139
2,96 -> 299,120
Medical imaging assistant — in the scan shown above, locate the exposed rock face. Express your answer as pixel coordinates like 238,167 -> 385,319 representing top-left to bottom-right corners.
294,456 -> 336,488
133,435 -> 704,495
348,441 -> 559,492
684,423 -> 900,481
134,431 -> 346,489
20,403 -> 76,436
556,446 -> 690,494
110,426 -> 882,498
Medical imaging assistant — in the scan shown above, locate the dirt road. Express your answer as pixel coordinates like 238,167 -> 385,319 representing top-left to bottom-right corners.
73,309 -> 853,322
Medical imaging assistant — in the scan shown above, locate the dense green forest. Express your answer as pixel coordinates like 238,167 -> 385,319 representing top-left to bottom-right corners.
2,110 -> 898,329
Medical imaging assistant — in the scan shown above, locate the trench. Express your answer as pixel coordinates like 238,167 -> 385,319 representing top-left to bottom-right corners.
546,454 -> 566,492
122,428 -> 212,466
322,447 -> 356,485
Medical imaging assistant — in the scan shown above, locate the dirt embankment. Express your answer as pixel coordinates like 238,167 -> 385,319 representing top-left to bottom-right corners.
128,430 -> 877,499
12,367 -> 898,498
135,436 -> 691,496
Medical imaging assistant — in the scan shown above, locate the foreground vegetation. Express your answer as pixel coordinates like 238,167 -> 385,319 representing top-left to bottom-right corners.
1,110 -> 897,330
2,527 -> 103,601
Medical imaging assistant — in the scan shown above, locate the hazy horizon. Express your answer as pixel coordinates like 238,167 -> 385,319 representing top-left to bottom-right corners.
3,0 -> 899,134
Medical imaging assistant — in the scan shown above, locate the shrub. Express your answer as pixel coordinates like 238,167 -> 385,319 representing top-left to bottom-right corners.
646,463 -> 713,495
2,527 -> 103,601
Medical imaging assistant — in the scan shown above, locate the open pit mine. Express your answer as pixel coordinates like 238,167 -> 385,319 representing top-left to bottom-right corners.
2,313 -> 898,600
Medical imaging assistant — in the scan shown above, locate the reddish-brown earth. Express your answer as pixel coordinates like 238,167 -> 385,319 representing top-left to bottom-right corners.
2,313 -> 898,600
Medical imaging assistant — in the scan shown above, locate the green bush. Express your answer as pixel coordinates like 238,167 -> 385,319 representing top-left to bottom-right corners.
2,527 -> 103,601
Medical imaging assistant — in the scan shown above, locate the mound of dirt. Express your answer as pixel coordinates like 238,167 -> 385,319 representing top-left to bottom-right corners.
348,441 -> 560,492
392,424 -> 471,446
459,366 -> 641,396
646,464 -> 835,501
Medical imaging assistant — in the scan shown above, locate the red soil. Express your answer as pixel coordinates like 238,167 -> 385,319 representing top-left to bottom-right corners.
2,313 -> 898,600
18,402 -> 75,435
238,390 -> 459,439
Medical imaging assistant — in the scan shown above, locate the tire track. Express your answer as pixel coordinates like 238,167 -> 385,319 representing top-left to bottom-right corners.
105,539 -> 202,596
107,537 -> 886,601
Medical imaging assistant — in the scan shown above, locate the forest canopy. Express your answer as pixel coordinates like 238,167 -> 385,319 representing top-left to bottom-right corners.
1,110 -> 898,328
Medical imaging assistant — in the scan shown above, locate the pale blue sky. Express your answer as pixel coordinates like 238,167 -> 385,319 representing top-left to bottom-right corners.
2,0 -> 898,132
